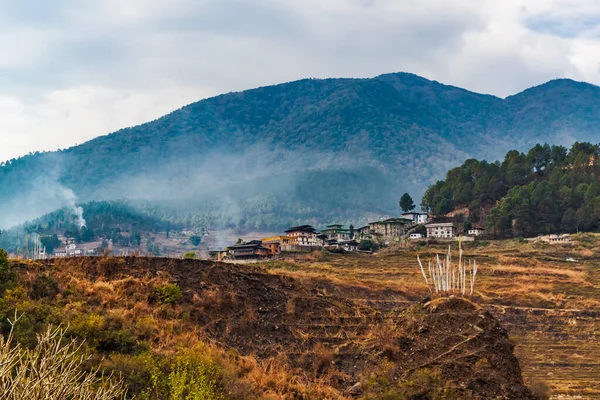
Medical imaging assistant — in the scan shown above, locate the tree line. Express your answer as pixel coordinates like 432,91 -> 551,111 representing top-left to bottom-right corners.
422,142 -> 600,237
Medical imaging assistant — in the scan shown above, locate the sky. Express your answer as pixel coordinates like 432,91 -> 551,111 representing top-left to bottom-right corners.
1,0 -> 600,162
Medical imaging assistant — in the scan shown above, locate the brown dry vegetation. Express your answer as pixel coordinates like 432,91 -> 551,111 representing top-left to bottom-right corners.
277,235 -> 600,399
1,252 -> 538,399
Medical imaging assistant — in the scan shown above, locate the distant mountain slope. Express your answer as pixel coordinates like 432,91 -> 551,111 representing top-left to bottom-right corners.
2,72 -> 600,229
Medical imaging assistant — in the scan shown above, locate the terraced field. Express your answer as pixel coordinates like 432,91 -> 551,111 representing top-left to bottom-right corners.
273,236 -> 600,399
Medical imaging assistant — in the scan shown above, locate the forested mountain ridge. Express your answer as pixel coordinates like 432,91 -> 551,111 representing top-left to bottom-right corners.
422,142 -> 600,237
2,72 -> 600,229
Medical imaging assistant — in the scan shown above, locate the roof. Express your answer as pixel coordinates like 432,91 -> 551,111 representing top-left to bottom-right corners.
425,223 -> 456,228
285,225 -> 316,233
369,218 -> 409,225
326,224 -> 344,228
260,236 -> 288,243
470,227 -> 486,231
227,243 -> 267,250
402,212 -> 428,216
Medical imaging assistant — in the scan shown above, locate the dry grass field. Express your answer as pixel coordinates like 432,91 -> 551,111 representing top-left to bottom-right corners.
272,235 -> 600,399
5,234 -> 600,398
5,251 -> 538,399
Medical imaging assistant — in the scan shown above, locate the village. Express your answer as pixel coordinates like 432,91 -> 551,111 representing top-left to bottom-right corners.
208,211 -> 491,262
21,211 -> 571,262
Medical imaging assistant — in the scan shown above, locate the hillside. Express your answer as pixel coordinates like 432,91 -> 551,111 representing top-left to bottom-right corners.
1,255 -> 535,399
422,142 -> 600,237
0,201 -> 178,255
279,237 -> 600,398
2,73 -> 600,229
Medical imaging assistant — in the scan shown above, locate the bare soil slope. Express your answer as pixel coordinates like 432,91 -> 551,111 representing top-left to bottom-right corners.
24,256 -> 535,399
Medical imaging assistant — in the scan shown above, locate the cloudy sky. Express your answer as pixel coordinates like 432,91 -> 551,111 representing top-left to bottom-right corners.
1,0 -> 599,162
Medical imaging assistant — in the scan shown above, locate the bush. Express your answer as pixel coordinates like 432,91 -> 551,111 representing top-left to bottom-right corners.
0,249 -> 16,294
141,346 -> 225,400
0,320 -> 126,399
358,240 -> 378,252
0,249 -> 8,269
155,284 -> 182,304
69,313 -> 106,348
183,252 -> 197,259
0,287 -> 60,347
98,329 -> 139,354
30,274 -> 60,300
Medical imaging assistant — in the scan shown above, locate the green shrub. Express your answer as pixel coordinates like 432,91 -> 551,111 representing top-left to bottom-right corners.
0,286 -> 60,347
0,249 -> 8,269
69,313 -> 106,347
140,346 -> 225,400
98,329 -> 139,354
155,284 -> 182,304
183,252 -> 196,260
358,240 -> 378,252
0,249 -> 16,294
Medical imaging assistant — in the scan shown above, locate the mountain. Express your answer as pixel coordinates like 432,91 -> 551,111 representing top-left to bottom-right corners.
2,73 -> 600,230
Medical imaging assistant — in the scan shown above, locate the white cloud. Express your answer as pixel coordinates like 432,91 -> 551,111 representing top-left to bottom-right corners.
1,0 -> 600,161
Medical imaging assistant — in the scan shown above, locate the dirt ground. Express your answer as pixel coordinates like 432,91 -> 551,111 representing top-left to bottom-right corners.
34,255 -> 536,399
273,236 -> 600,399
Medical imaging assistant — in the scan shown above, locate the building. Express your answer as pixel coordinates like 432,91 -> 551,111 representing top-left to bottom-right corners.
54,249 -> 67,258
321,224 -> 354,241
425,223 -> 457,239
401,212 -> 429,225
285,225 -> 321,246
339,240 -> 359,252
409,233 -> 423,240
54,243 -> 84,258
227,241 -> 272,260
542,234 -> 572,244
208,250 -> 228,262
324,239 -> 359,252
355,226 -> 373,241
260,235 -> 298,255
369,218 -> 411,244
468,227 -> 486,237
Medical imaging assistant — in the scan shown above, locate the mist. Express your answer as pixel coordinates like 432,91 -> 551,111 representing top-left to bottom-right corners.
0,141 -> 422,231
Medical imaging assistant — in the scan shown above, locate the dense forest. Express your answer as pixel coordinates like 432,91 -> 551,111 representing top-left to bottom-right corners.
422,142 -> 600,237
3,73 -> 600,230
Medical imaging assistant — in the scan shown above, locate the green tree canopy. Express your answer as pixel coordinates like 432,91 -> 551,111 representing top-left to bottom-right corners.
423,142 -> 600,237
400,193 -> 416,213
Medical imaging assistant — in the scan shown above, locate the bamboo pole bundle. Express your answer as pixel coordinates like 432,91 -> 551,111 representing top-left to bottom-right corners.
416,244 -> 478,296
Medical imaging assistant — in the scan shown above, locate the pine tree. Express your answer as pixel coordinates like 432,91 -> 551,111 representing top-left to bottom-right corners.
400,193 -> 415,213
